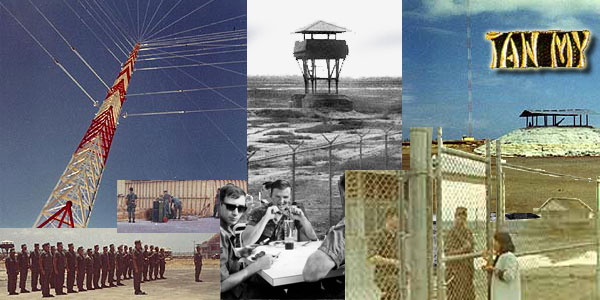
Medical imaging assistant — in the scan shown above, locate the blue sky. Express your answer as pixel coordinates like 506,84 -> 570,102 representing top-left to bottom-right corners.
403,0 -> 600,140
0,0 -> 246,227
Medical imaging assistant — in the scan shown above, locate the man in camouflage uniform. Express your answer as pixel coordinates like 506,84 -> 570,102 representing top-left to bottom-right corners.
115,245 -> 125,286
445,207 -> 475,300
148,245 -> 155,280
100,246 -> 109,288
132,240 -> 147,295
17,244 -> 30,294
30,243 -> 41,292
367,209 -> 400,300
143,244 -> 149,282
126,187 -> 138,223
159,248 -> 166,279
5,248 -> 19,296
53,242 -> 67,295
153,247 -> 160,280
76,247 -> 86,292
128,246 -> 134,279
85,249 -> 94,291
49,246 -> 56,289
65,243 -> 77,293
108,244 -> 117,287
40,243 -> 54,298
92,245 -> 101,289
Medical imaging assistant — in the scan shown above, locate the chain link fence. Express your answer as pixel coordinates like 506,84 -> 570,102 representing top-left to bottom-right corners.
346,170 -> 405,300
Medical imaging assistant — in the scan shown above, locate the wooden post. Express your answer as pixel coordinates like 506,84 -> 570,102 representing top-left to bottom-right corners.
327,59 -> 331,93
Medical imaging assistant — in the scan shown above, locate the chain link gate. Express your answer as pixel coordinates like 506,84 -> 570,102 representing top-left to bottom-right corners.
434,129 -> 493,300
346,170 -> 406,300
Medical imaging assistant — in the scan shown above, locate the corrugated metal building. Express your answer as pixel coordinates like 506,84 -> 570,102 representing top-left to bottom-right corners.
117,180 -> 247,220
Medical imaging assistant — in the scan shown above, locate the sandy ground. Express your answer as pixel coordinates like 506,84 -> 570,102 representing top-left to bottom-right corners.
0,262 -> 219,300
117,218 -> 219,233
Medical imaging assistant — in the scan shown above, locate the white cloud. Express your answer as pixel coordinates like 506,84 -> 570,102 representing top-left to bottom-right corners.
425,0 -> 600,18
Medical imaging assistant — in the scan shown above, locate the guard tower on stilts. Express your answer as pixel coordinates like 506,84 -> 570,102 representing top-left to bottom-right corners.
292,20 -> 352,111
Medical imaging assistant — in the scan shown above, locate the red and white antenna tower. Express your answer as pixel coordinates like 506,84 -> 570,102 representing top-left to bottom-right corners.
34,43 -> 140,228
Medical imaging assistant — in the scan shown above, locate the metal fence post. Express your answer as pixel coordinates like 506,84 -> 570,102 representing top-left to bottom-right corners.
357,131 -> 369,169
485,140 -> 493,299
435,128 -> 446,300
426,128 -> 434,299
322,134 -> 339,227
286,141 -> 303,203
495,140 -> 505,231
247,151 -> 257,182
397,170 -> 407,299
594,176 -> 600,299
384,127 -> 393,169
409,127 -> 431,300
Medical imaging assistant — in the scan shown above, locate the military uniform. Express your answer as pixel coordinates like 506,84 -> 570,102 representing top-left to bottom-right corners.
194,251 -> 203,282
108,249 -> 116,287
158,251 -> 166,279
143,248 -> 149,281
30,247 -> 41,291
148,250 -> 155,280
76,251 -> 86,292
126,191 -> 138,222
5,252 -> 18,295
65,249 -> 77,293
128,249 -> 134,278
445,226 -> 475,300
17,248 -> 30,293
53,248 -> 66,295
153,249 -> 159,279
85,252 -> 94,291
221,224 -> 244,299
93,250 -> 101,288
101,250 -> 109,288
116,249 -> 124,285
49,249 -> 55,289
40,248 -> 54,297
368,228 -> 400,300
132,245 -> 145,295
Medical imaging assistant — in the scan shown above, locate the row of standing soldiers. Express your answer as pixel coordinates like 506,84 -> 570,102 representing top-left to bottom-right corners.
4,241 -> 168,297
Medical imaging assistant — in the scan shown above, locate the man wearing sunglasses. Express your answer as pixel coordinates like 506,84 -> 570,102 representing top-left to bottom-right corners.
242,180 -> 318,246
220,184 -> 275,299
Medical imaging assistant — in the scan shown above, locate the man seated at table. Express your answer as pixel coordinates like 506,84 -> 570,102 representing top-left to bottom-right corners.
303,174 -> 345,282
219,184 -> 276,299
242,180 -> 318,246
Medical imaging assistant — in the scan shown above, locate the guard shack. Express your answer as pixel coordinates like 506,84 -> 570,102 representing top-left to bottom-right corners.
292,20 -> 353,111
520,109 -> 595,128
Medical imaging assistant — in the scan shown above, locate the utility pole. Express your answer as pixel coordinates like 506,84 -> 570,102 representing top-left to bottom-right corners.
34,43 -> 140,228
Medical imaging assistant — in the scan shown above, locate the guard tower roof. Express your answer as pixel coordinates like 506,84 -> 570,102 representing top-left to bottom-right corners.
295,20 -> 348,34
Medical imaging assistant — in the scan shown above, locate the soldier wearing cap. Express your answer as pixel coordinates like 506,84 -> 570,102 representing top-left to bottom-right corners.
17,243 -> 30,294
116,245 -> 125,286
101,246 -> 109,288
65,243 -> 77,293
126,187 -> 138,223
76,247 -> 86,292
153,246 -> 160,280
148,245 -> 155,280
30,243 -> 41,292
108,244 -> 117,287
132,240 -> 146,295
49,246 -> 56,289
5,248 -> 18,296
121,245 -> 129,280
158,248 -> 166,279
92,245 -> 101,289
53,242 -> 66,295
143,244 -> 149,281
85,249 -> 94,291
128,246 -> 134,279
194,245 -> 203,282
40,243 -> 54,298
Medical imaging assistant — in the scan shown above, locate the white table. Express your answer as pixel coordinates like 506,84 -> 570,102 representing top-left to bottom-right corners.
247,241 -> 345,286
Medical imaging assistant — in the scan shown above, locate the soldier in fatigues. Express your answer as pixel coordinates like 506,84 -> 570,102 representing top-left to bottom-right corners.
194,246 -> 203,282
93,245 -> 101,289
76,247 -> 86,292
40,243 -> 54,298
148,245 -> 155,280
49,246 -> 56,289
445,207 -> 475,300
159,248 -> 166,279
153,246 -> 160,280
116,246 -> 125,286
5,248 -> 19,296
85,249 -> 95,291
30,243 -> 41,292
129,247 -> 134,279
101,246 -> 109,288
126,187 -> 138,223
17,244 -> 30,294
65,243 -> 77,293
53,242 -> 66,295
367,210 -> 401,300
143,244 -> 149,282
108,244 -> 117,287
132,240 -> 147,295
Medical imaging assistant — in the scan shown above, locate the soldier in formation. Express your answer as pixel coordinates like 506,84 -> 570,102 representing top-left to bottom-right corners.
3,241 -> 171,297
194,245 -> 203,282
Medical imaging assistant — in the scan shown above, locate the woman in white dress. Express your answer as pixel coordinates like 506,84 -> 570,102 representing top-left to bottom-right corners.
483,231 -> 521,300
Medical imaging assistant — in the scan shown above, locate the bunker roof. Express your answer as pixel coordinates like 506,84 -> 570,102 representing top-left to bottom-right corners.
295,20 -> 348,34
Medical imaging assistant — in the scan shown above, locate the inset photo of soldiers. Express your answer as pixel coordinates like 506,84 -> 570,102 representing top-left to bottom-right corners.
117,180 -> 247,233
0,229 -> 220,299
